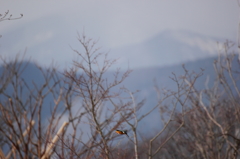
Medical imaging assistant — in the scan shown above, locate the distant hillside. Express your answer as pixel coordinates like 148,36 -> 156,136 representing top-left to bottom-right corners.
122,55 -> 216,97
117,55 -> 239,135
110,29 -> 227,70
0,54 -> 239,136
0,24 -> 231,70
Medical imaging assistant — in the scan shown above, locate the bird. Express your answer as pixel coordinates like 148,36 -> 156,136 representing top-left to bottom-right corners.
115,130 -> 128,136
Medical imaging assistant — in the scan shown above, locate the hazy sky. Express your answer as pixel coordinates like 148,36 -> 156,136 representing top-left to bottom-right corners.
0,1 -> 239,69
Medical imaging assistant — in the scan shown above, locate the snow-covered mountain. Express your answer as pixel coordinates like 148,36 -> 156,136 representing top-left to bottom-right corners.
0,17 -> 231,70
111,29 -> 227,69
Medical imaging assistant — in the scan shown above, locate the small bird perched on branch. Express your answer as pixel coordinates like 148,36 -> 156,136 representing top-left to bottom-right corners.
115,130 -> 129,137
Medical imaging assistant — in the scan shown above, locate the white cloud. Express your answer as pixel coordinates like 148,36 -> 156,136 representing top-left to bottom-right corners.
172,32 -> 219,55
34,31 -> 53,43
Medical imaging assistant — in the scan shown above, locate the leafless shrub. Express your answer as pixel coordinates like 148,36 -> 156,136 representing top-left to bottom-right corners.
1,31 -> 239,159
0,56 -> 69,159
152,41 -> 240,159
61,33 -> 135,159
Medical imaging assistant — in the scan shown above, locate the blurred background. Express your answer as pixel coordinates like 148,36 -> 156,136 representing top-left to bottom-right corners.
0,1 -> 238,70
0,1 -> 240,158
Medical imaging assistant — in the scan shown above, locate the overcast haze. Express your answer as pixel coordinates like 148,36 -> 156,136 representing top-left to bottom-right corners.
0,1 -> 239,69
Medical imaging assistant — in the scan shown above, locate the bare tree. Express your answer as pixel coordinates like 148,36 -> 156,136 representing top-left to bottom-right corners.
146,68 -> 202,159
62,33 -> 135,159
150,41 -> 240,159
1,28 -> 239,159
0,56 -> 70,159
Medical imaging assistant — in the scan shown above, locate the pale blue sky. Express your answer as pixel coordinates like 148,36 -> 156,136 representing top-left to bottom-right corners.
0,1 -> 239,69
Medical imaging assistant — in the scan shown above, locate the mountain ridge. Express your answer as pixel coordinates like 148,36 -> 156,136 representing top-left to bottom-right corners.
110,29 -> 230,70
0,53 -> 239,136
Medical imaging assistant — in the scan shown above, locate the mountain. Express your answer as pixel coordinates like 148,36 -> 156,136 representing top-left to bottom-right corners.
0,53 -> 239,140
0,16 -> 232,70
121,55 -> 240,136
0,22 -> 238,136
110,29 -> 228,70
